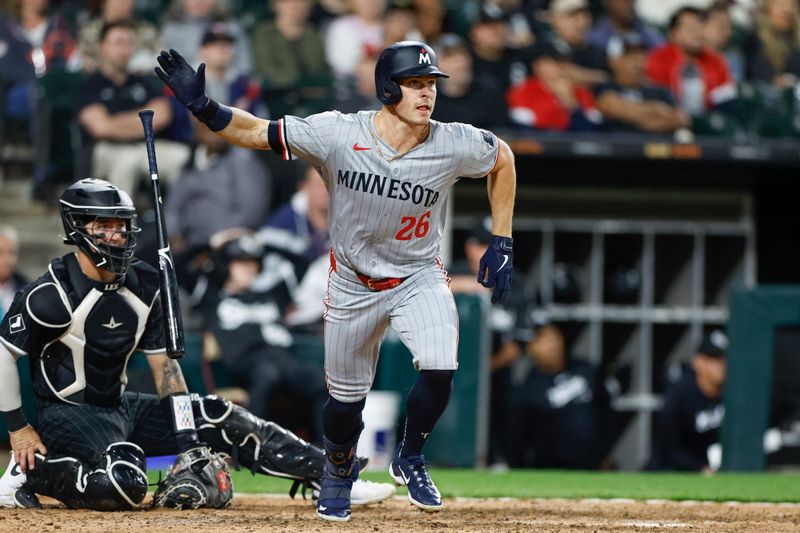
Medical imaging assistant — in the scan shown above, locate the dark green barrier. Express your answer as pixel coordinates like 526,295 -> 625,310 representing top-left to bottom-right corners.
723,285 -> 800,471
373,294 -> 489,467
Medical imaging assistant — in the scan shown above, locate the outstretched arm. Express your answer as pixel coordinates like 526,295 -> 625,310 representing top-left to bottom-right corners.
155,49 -> 271,150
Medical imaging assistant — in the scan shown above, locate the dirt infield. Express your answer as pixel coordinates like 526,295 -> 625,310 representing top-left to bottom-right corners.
2,495 -> 799,533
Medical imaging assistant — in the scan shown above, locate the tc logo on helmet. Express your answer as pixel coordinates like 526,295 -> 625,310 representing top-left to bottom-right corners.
419,49 -> 431,65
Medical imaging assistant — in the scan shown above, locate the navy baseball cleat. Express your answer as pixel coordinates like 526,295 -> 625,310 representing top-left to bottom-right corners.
316,462 -> 358,521
389,445 -> 442,511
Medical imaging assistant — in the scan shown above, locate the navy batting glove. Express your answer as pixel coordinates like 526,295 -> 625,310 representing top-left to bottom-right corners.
155,49 -> 208,113
477,235 -> 513,304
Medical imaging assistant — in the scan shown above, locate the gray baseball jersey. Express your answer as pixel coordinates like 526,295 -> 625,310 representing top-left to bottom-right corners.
268,110 -> 499,401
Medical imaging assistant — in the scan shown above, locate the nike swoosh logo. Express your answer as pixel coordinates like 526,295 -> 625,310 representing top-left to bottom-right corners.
353,143 -> 371,151
498,254 -> 509,271
318,505 -> 327,512
400,469 -> 410,485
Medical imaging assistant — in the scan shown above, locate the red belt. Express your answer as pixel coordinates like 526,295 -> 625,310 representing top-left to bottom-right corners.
330,249 -> 405,291
356,273 -> 406,291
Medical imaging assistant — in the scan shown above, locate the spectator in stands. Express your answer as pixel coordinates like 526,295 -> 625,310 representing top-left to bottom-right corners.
411,0 -> 458,50
336,55 -> 381,113
77,0 -> 162,74
382,2 -> 420,47
433,34 -> 509,129
650,330 -> 728,472
165,118 -> 272,251
77,21 -> 189,196
160,0 -> 252,78
251,0 -> 332,117
705,1 -> 746,82
259,163 -> 330,264
545,0 -> 610,88
199,22 -> 265,116
482,0 -> 535,49
507,41 -> 603,131
196,233 -> 327,441
646,7 -> 737,117
324,0 -> 385,80
449,218 -> 531,468
469,5 -> 527,93
595,33 -> 690,133
748,0 -> 800,88
0,0 -> 78,128
0,226 -> 27,319
507,319 -> 609,469
587,0 -> 663,58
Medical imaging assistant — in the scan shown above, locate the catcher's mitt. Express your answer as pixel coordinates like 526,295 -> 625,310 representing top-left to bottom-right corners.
152,447 -> 233,510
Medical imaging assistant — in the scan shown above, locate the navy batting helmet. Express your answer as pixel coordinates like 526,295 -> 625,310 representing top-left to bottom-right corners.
375,41 -> 449,105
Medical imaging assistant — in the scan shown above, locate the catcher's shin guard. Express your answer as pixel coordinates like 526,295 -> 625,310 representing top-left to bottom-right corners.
26,442 -> 148,511
194,394 -> 324,481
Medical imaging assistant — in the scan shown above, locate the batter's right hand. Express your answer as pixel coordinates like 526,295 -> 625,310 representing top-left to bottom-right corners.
9,424 -> 46,473
155,49 -> 208,113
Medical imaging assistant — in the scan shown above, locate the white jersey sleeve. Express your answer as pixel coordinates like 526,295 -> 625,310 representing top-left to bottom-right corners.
449,123 -> 500,179
267,111 -> 343,167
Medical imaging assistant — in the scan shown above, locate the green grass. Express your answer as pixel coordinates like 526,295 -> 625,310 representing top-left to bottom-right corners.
148,468 -> 800,503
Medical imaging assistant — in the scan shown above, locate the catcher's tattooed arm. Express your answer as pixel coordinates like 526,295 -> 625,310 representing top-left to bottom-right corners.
147,352 -> 189,398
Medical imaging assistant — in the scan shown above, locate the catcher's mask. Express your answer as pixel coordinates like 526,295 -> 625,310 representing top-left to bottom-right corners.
375,40 -> 449,105
59,178 -> 140,282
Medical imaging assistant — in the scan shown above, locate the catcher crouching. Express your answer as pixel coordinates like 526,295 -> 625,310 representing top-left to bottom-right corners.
0,179 -> 394,511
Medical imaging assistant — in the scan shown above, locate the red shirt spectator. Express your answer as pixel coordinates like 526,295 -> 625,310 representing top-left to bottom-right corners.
507,42 -> 601,131
645,7 -> 736,113
646,43 -> 735,111
507,77 -> 597,130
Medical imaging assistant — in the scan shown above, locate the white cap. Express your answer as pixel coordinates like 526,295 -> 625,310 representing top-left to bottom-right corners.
550,0 -> 590,15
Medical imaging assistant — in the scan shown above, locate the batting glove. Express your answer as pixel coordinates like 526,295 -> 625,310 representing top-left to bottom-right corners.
155,49 -> 208,114
477,235 -> 513,304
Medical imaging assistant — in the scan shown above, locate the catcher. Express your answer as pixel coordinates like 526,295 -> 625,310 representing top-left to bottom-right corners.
0,178 -> 394,511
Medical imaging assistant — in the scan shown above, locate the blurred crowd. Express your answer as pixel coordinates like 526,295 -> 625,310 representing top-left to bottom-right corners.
1,0 -> 796,467
3,0 -> 800,192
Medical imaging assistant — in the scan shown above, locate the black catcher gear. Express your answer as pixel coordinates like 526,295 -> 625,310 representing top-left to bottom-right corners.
152,447 -> 233,510
59,178 -> 141,281
375,41 -> 449,105
194,395 -> 324,481
26,442 -> 148,511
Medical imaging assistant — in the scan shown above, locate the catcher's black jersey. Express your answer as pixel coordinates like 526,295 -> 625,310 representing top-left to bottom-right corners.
0,253 -> 165,406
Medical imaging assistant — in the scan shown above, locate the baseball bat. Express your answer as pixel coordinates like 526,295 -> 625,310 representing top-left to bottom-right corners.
139,110 -> 185,359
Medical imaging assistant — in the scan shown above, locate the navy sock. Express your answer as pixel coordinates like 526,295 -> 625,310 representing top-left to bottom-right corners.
323,396 -> 366,445
400,370 -> 455,457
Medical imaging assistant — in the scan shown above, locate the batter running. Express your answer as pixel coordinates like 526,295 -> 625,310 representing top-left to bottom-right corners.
155,40 -> 517,521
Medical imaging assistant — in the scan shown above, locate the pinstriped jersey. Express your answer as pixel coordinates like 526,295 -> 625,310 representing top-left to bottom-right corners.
268,110 -> 499,278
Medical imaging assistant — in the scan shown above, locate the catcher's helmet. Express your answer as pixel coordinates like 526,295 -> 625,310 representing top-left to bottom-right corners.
375,41 -> 449,105
59,178 -> 140,281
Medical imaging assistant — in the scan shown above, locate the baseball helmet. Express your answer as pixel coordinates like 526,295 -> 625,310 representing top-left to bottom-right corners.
375,40 -> 449,105
59,178 -> 140,280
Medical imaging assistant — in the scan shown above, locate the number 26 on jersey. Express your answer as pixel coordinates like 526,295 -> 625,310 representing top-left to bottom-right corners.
395,211 -> 431,241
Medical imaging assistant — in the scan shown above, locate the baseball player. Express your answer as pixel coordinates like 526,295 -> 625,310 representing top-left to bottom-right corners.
155,40 -> 516,521
0,178 -> 394,510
